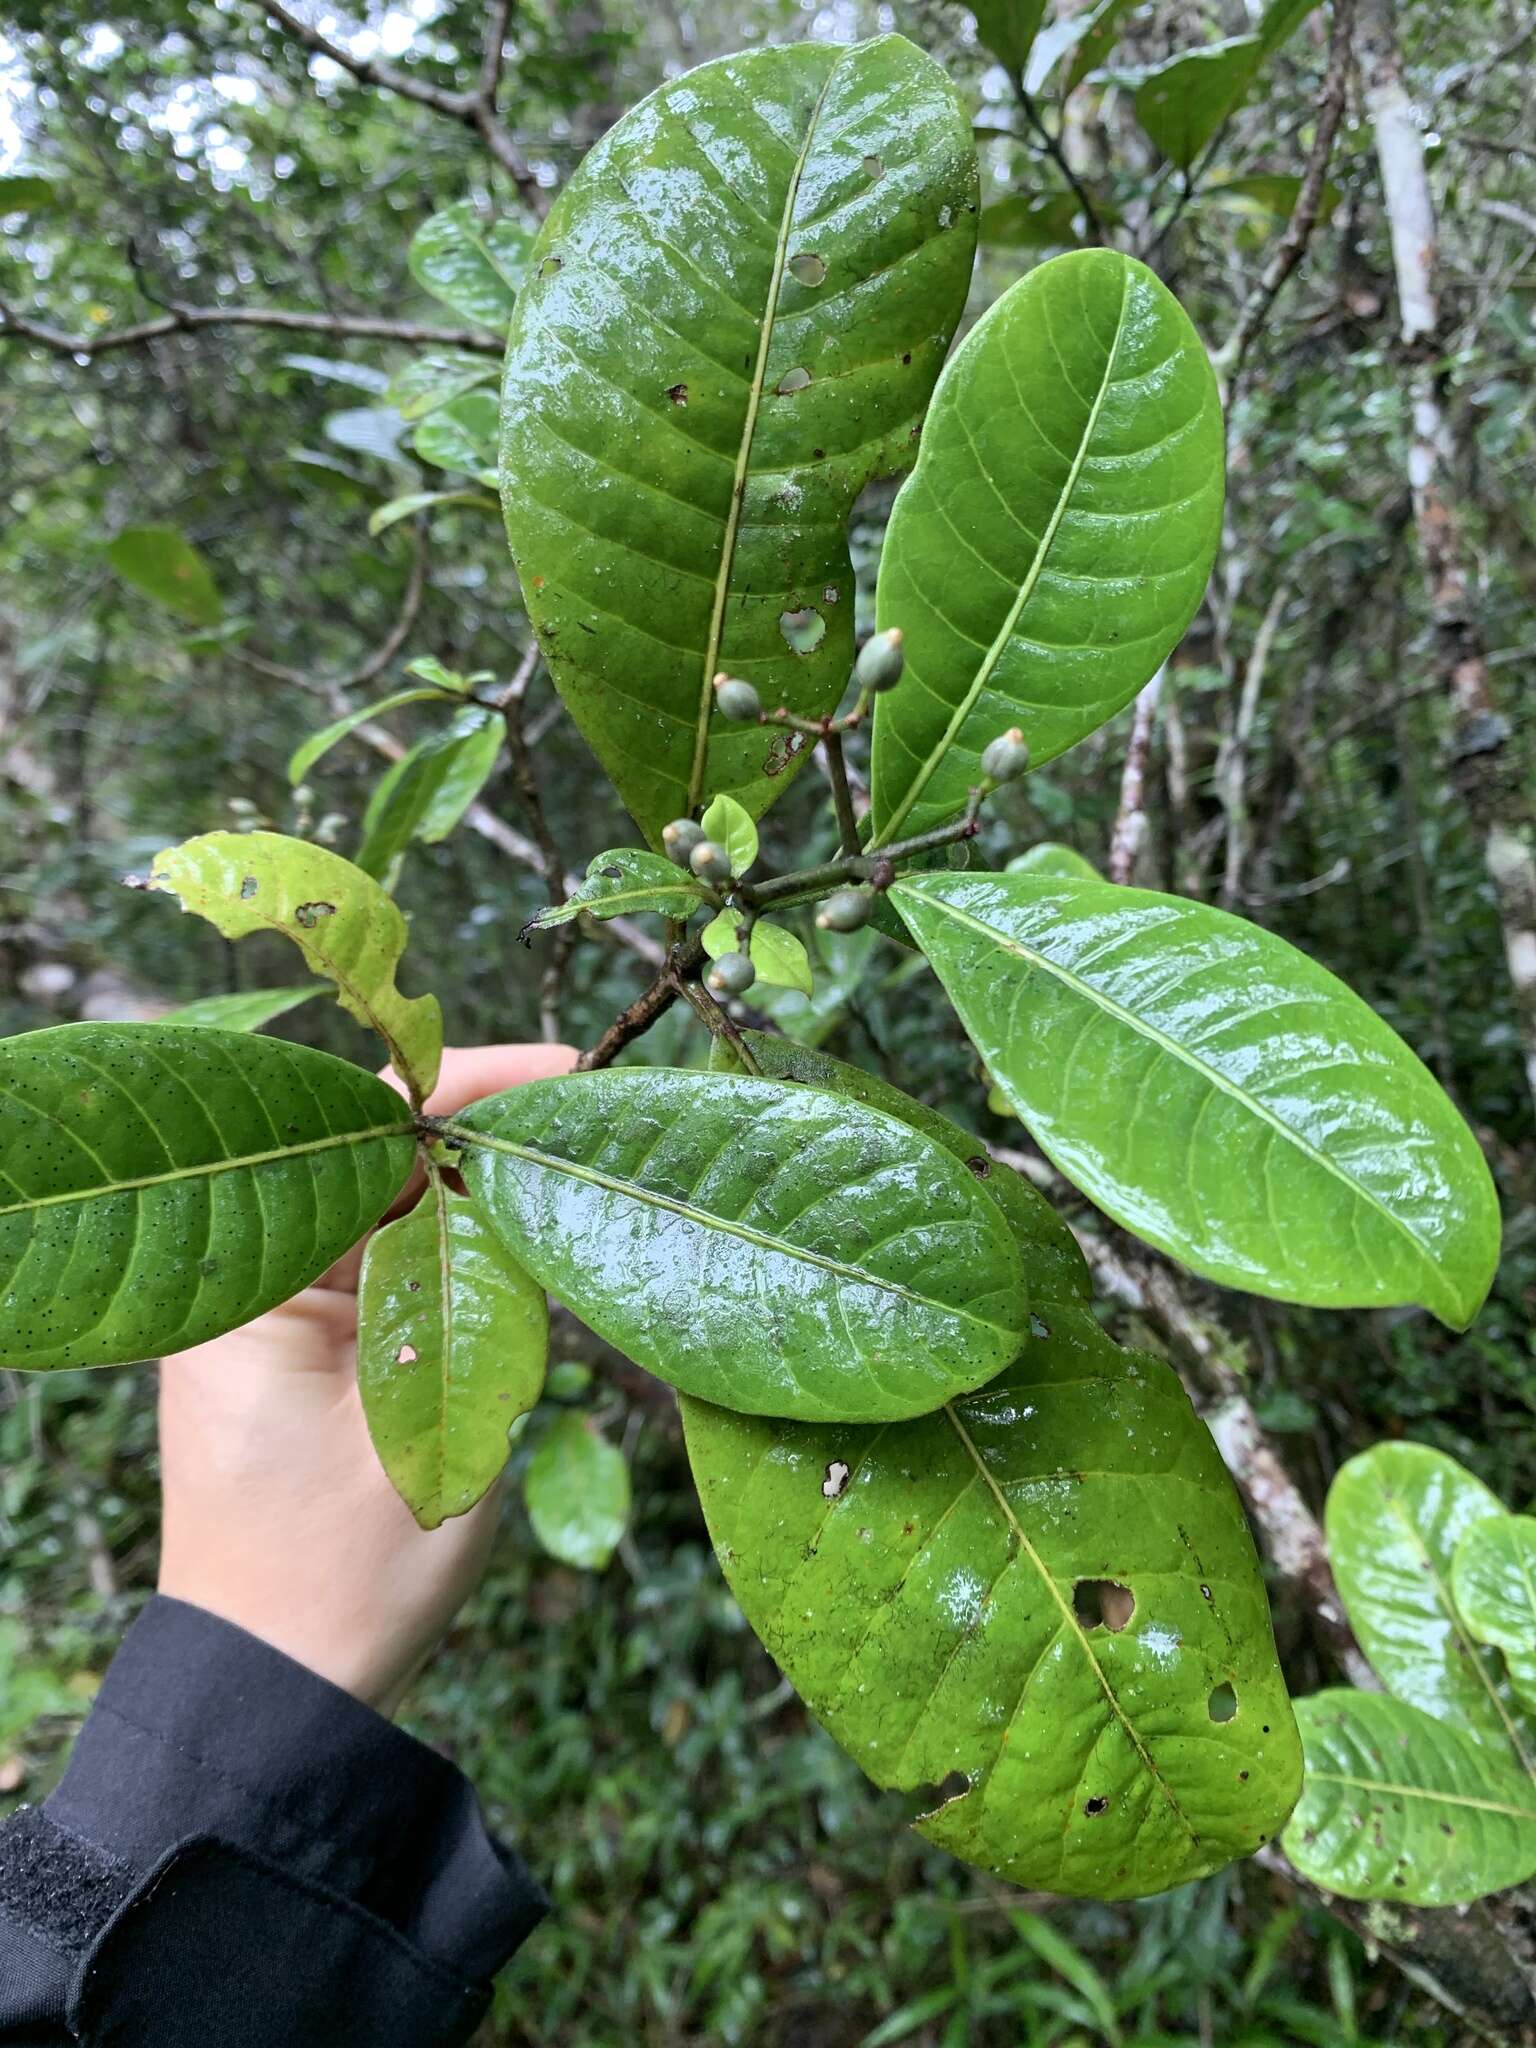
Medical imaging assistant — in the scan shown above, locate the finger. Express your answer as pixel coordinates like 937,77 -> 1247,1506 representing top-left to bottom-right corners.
380,1042 -> 578,1119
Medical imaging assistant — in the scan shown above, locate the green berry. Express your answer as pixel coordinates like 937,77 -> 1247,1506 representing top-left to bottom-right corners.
713,674 -> 763,722
707,949 -> 756,996
663,818 -> 705,866
690,838 -> 733,885
981,727 -> 1030,783
816,886 -> 873,933
854,627 -> 905,693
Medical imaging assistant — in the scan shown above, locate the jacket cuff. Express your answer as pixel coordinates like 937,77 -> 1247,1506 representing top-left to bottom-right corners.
30,1594 -> 544,1984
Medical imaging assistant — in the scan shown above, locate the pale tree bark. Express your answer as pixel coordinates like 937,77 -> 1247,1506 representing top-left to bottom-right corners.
1357,0 -> 1536,1108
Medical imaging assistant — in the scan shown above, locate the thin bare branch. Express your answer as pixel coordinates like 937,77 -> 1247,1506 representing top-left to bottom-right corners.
1107,673 -> 1162,885
0,300 -> 501,359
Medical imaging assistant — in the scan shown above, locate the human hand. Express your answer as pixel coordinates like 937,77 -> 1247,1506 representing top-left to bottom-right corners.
156,1042 -> 576,1718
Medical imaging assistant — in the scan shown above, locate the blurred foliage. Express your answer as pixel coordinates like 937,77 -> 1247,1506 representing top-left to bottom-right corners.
2,0 -> 1534,2038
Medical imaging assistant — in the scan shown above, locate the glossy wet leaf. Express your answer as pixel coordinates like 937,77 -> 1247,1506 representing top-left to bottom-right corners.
148,831 -> 443,1104
893,871 -> 1500,1328
355,709 -> 504,877
287,687 -> 451,787
1133,39 -> 1263,169
713,1031 -> 1089,1307
1326,1445 -> 1536,1766
499,34 -> 978,847
105,524 -> 222,627
358,1181 -> 548,1529
408,200 -> 531,328
1284,1690 -> 1536,1906
0,1024 -> 414,1371
1453,1517 -> 1536,1714
385,350 -> 498,422
869,251 -> 1223,843
700,793 -> 758,880
1007,841 -> 1103,883
683,1302 -> 1301,1898
522,849 -> 710,934
368,489 -> 497,537
701,912 -> 812,995
413,391 -> 499,480
454,1069 -> 1027,1423
162,985 -> 325,1032
524,1411 -> 630,1569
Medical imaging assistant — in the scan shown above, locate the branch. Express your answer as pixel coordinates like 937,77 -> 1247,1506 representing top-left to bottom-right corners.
496,644 -> 576,1040
1107,673 -> 1162,884
1217,0 -> 1355,381
0,300 -> 502,358
1013,75 -> 1106,246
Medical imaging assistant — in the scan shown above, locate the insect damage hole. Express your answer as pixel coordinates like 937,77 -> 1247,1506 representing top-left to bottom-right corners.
915,1769 -> 971,1815
780,608 -> 826,655
1072,1579 -> 1135,1632
787,251 -> 826,286
395,1343 -> 418,1364
1208,1681 -> 1238,1723
821,1460 -> 850,1500
239,875 -> 258,899
1083,1795 -> 1110,1817
776,366 -> 812,395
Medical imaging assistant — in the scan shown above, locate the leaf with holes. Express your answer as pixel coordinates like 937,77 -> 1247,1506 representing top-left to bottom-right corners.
701,912 -> 812,995
105,525 -> 223,627
524,1411 -> 630,1569
453,1069 -> 1027,1423
683,1301 -> 1300,1898
148,831 -> 443,1104
358,1182 -> 547,1529
0,1024 -> 414,1372
498,34 -> 978,847
868,250 -> 1222,844
712,1031 -> 1089,1308
355,709 -> 505,877
893,872 -> 1499,1327
162,985 -> 326,1032
287,687 -> 455,787
1327,1445 -> 1536,1765
523,849 -> 710,934
1284,1690 -> 1536,1906
409,200 -> 531,328
1453,1517 -> 1536,1715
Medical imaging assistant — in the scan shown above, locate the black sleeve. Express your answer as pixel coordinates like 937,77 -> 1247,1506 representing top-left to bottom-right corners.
0,1596 -> 546,2046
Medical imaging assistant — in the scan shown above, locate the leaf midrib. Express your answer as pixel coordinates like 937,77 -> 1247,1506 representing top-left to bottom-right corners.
444,1120 -> 1018,1340
686,52 -> 843,814
0,1121 -> 416,1220
896,882 -> 1454,1316
870,259 -> 1130,848
1309,1770 -> 1536,1823
942,1398 -> 1199,1849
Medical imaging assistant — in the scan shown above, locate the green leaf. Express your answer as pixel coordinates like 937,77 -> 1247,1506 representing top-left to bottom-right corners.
1203,173 -> 1339,225
281,353 -> 390,394
967,0 -> 1047,72
358,1179 -> 548,1529
385,350 -> 498,422
1006,842 -> 1104,882
499,34 -> 978,847
0,174 -> 56,213
324,405 -> 408,464
700,793 -> 758,879
105,525 -> 223,627
403,657 -> 478,695
524,1411 -> 631,1570
683,1301 -> 1301,1897
453,1069 -> 1028,1423
893,872 -> 1500,1329
713,1030 -> 1090,1307
701,913 -> 812,995
355,709 -> 504,877
1284,1690 -> 1536,1906
162,985 -> 325,1032
1258,0 -> 1320,56
1132,39 -> 1262,169
368,489 -> 497,537
1326,1445 -> 1536,1766
0,1023 -> 414,1371
413,391 -> 499,480
287,688 -> 451,786
868,252 -> 1223,843
1064,0 -> 1143,95
522,849 -> 710,934
408,200 -> 531,328
147,830 -> 443,1104
1453,1516 -> 1536,1714
979,193 -> 1083,249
